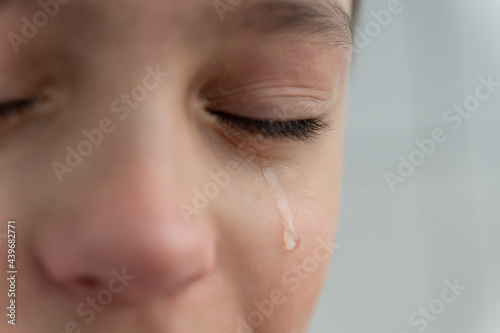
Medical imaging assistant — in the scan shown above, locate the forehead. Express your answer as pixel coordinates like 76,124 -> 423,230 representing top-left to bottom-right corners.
0,0 -> 352,46
0,0 -> 352,86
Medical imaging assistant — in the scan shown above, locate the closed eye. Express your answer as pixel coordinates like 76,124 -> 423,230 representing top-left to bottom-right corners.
207,110 -> 331,140
0,99 -> 38,121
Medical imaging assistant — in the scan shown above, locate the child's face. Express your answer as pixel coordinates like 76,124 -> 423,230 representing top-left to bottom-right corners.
0,0 -> 352,332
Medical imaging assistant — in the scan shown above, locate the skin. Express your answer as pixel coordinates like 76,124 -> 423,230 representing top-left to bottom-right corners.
0,0 -> 352,332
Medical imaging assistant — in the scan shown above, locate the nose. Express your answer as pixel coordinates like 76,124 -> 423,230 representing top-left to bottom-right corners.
35,167 -> 216,301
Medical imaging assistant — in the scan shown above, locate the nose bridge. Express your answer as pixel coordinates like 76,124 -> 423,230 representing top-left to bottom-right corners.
82,66 -> 195,192
70,63 -> 206,229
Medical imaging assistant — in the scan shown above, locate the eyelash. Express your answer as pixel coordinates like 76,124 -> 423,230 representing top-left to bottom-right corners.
208,110 -> 331,140
0,99 -> 38,121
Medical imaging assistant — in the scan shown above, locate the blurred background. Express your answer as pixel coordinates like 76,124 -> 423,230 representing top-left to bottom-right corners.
310,0 -> 500,332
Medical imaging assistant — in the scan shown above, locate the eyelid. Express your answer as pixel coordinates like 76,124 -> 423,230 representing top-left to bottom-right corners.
201,87 -> 332,120
0,93 -> 51,131
208,110 -> 331,140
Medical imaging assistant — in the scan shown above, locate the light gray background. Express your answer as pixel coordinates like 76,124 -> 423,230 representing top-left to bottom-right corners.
310,1 -> 500,332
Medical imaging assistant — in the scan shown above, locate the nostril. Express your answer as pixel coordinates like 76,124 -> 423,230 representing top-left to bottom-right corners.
36,205 -> 217,302
64,276 -> 103,298
75,276 -> 100,288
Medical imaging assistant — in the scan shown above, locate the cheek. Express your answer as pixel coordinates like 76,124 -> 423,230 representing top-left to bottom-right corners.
210,133 -> 341,331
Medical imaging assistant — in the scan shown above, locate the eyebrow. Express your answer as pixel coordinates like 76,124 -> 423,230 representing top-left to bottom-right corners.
238,0 -> 353,49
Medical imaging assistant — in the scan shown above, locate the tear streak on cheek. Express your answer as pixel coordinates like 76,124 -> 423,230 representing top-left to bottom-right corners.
262,167 -> 300,251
